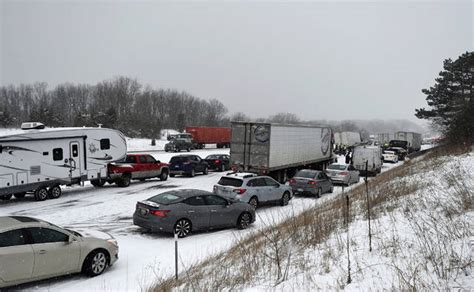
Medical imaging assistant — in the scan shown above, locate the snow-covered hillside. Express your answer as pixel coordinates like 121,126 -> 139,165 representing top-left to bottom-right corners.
155,149 -> 473,291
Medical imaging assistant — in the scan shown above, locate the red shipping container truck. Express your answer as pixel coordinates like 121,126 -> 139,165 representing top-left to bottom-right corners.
185,126 -> 231,149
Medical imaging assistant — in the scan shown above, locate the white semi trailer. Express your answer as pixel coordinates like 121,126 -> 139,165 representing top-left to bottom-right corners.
0,123 -> 127,201
394,131 -> 422,153
230,122 -> 335,182
334,131 -> 361,146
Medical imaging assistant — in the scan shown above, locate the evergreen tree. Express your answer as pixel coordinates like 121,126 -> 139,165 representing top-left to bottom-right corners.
415,51 -> 473,144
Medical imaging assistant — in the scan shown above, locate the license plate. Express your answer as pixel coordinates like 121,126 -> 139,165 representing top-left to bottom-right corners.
175,165 -> 179,169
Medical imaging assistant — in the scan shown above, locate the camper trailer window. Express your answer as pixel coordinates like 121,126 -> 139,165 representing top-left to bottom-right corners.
100,139 -> 110,150
72,144 -> 79,157
53,148 -> 63,161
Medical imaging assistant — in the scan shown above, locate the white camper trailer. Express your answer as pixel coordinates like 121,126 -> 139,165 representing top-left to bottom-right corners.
0,124 -> 127,201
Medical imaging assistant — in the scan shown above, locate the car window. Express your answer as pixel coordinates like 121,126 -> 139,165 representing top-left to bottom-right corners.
148,193 -> 182,204
348,165 -> 356,171
321,173 -> 329,180
145,155 -> 156,163
183,196 -> 206,206
170,156 -> 188,163
27,227 -> 69,244
218,177 -> 243,187
263,177 -> 279,187
194,156 -> 201,162
205,195 -> 227,206
125,156 -> 137,163
206,155 -> 219,160
295,170 -> 317,179
139,156 -> 147,163
247,178 -> 266,187
317,173 -> 325,180
0,229 -> 27,247
327,164 -> 347,170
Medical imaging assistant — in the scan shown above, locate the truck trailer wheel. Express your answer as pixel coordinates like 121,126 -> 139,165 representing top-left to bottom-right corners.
49,185 -> 62,199
0,194 -> 12,201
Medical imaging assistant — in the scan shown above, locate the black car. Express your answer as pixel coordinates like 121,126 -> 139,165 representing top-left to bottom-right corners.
204,154 -> 230,172
164,138 -> 193,152
169,155 -> 209,177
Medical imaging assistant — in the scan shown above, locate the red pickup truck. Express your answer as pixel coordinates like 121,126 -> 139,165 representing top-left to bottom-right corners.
91,154 -> 169,187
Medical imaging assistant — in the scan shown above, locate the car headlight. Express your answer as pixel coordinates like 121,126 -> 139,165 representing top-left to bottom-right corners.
107,238 -> 118,248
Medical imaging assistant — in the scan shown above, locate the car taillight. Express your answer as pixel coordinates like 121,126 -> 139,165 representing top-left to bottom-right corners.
341,172 -> 349,176
233,188 -> 247,194
288,178 -> 296,184
150,210 -> 170,217
215,160 -> 221,164
308,180 -> 317,185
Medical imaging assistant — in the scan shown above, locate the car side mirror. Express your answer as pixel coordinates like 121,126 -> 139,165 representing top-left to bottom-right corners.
68,236 -> 75,244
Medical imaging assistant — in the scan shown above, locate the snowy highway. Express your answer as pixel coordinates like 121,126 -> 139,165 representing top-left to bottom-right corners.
0,147 -> 402,291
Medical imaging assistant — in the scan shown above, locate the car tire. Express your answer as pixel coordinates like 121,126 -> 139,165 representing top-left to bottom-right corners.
237,212 -> 252,230
174,219 -> 192,238
117,174 -> 131,187
203,167 -> 208,175
249,197 -> 258,209
316,188 -> 322,198
34,187 -> 49,201
0,194 -> 12,200
160,171 -> 168,181
83,249 -> 109,277
280,192 -> 290,206
189,168 -> 195,177
48,185 -> 62,199
91,179 -> 106,187
13,192 -> 26,199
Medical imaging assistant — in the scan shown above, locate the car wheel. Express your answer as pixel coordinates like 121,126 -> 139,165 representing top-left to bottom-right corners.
14,192 -> 26,199
249,197 -> 258,209
280,192 -> 290,206
237,212 -> 252,230
0,194 -> 12,200
83,250 -> 108,277
91,179 -> 106,187
160,171 -> 168,181
316,188 -> 322,198
34,187 -> 49,201
174,219 -> 192,238
203,167 -> 208,175
189,168 -> 195,177
48,185 -> 62,199
117,174 -> 131,187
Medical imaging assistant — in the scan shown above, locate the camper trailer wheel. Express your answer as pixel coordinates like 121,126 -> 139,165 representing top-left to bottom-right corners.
13,192 -> 26,199
34,188 -> 49,201
91,179 -> 106,187
0,194 -> 12,200
49,185 -> 62,199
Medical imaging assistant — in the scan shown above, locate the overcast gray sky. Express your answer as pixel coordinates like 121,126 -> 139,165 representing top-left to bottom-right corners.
1,1 -> 472,122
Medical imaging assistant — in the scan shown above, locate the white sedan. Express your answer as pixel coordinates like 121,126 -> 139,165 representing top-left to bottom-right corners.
382,150 -> 399,163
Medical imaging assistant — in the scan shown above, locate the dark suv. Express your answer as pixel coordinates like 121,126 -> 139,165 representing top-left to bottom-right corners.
164,138 -> 193,152
169,155 -> 209,177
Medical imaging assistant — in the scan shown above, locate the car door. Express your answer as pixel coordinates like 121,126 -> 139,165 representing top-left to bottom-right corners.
205,195 -> 235,228
316,172 -> 329,193
145,155 -> 159,178
263,177 -> 282,200
246,178 -> 262,202
256,178 -> 274,202
138,155 -> 148,178
0,228 -> 34,283
27,227 -> 81,278
195,156 -> 204,172
181,196 -> 211,231
320,172 -> 332,192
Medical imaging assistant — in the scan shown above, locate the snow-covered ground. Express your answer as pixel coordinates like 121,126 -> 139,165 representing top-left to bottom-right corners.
0,136 -> 404,291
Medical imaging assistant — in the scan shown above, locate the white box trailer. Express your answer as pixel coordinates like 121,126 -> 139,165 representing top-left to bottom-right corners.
230,122 -> 335,182
352,145 -> 383,176
0,124 -> 127,201
394,131 -> 422,152
374,133 -> 392,145
334,131 -> 361,146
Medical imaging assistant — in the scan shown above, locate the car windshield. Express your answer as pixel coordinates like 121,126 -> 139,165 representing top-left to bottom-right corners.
217,177 -> 243,187
170,157 -> 189,163
148,193 -> 182,204
206,155 -> 220,159
295,170 -> 317,178
327,164 -> 347,170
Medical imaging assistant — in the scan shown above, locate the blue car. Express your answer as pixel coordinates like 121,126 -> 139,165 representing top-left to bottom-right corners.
169,155 -> 209,177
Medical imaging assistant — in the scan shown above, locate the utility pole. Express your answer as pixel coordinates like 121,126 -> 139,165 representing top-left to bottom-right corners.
365,160 -> 372,252
344,185 -> 351,284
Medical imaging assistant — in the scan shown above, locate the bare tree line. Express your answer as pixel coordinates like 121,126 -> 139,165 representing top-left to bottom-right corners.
0,76 -> 228,138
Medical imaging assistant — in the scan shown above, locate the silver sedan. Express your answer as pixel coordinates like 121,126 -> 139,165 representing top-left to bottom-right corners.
325,163 -> 360,186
